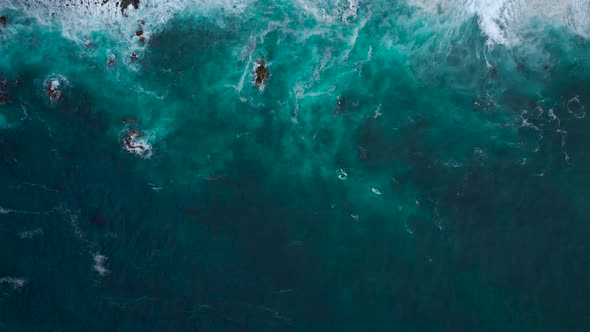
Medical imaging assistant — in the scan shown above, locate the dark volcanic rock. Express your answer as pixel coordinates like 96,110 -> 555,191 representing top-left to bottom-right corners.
121,0 -> 140,10
120,0 -> 140,16
255,60 -> 268,87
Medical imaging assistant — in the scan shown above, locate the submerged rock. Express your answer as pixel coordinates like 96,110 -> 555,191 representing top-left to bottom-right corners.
107,54 -> 116,67
135,21 -> 146,43
0,16 -> 6,32
121,117 -> 139,124
90,212 -> 106,227
0,91 -> 7,105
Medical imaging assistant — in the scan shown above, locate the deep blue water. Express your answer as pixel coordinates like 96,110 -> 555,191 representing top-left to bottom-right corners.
1,0 -> 590,331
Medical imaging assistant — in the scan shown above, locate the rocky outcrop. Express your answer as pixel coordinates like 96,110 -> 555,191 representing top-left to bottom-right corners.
255,60 -> 269,87
120,0 -> 140,15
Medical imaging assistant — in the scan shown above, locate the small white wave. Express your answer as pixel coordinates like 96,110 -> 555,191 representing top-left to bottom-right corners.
547,108 -> 560,126
148,182 -> 163,192
55,207 -> 89,243
404,221 -> 415,235
443,159 -> 464,168
0,277 -> 27,290
337,168 -> 348,180
93,253 -> 110,277
567,95 -> 586,119
373,104 -> 382,118
0,206 -> 56,215
18,227 -> 44,239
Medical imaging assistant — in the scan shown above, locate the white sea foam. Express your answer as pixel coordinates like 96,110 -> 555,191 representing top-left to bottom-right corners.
465,0 -> 523,46
409,0 -> 590,46
0,277 -> 27,290
0,206 -> 56,215
344,0 -> 360,22
6,0 -> 254,49
93,253 -> 110,276
341,15 -> 366,59
567,95 -> 586,119
57,209 -> 112,280
123,138 -> 153,158
337,168 -> 348,180
121,128 -> 154,159
18,227 -> 44,239
8,0 -> 589,51
294,0 -> 362,24
373,104 -> 382,118
66,210 -> 86,240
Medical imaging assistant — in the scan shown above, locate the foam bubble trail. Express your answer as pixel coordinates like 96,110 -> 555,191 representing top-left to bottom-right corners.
0,206 -> 57,215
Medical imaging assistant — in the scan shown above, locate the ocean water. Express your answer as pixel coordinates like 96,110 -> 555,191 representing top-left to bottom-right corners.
1,0 -> 590,330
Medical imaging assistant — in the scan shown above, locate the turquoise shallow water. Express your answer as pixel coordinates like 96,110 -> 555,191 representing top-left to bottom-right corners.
1,0 -> 590,331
